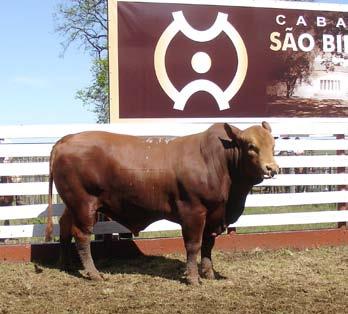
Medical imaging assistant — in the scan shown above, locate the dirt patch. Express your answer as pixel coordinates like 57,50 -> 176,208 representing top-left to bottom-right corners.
0,246 -> 347,313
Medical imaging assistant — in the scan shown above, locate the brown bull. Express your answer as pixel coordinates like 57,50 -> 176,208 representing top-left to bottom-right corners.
45,122 -> 278,285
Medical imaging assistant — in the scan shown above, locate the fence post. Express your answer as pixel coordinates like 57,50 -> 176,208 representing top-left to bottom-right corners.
336,134 -> 347,229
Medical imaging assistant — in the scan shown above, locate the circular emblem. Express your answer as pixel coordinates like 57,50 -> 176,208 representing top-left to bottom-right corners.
154,11 -> 248,111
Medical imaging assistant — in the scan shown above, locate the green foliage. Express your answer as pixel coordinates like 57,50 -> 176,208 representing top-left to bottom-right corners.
76,58 -> 109,123
55,0 -> 108,123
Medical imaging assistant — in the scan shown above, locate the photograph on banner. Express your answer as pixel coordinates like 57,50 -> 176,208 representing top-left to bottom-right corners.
109,0 -> 348,119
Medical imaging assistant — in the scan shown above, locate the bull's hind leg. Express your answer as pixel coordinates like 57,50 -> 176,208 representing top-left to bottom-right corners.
71,203 -> 103,281
59,207 -> 73,270
73,229 -> 103,281
59,193 -> 102,280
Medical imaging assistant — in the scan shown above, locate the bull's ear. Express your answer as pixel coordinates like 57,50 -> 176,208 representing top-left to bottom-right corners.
224,123 -> 240,142
262,121 -> 272,133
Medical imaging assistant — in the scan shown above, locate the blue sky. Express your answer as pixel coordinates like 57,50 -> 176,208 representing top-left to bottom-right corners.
0,0 -> 347,125
0,0 -> 96,125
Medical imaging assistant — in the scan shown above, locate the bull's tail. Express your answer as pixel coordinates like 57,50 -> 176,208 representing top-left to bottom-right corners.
45,148 -> 55,242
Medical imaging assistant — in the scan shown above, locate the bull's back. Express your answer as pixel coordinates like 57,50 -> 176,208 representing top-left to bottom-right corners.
52,131 -> 168,183
54,131 -> 160,167
53,130 -> 201,173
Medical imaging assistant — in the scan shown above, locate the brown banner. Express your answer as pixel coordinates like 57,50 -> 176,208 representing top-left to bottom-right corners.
113,1 -> 348,118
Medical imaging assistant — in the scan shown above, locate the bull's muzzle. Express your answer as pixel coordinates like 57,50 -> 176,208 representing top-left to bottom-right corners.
263,163 -> 279,179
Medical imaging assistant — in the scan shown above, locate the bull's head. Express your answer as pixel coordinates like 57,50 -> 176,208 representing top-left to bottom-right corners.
224,122 -> 279,184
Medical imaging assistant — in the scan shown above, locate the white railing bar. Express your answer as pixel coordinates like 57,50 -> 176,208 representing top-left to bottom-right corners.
0,222 -> 131,239
0,144 -> 53,158
0,182 -> 55,196
1,210 -> 347,238
0,120 -> 347,139
0,156 -> 347,177
246,191 -> 348,207
230,210 -> 348,227
1,190 -> 347,220
257,173 -> 348,187
0,162 -> 49,176
0,204 -> 65,220
275,139 -> 348,151
0,174 -> 347,196
0,139 -> 346,159
275,155 -> 348,168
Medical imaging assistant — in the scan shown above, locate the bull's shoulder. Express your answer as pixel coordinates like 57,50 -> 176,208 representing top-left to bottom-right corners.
199,123 -> 234,154
169,124 -> 229,149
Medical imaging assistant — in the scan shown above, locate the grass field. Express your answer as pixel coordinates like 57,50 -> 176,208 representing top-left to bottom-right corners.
0,246 -> 347,313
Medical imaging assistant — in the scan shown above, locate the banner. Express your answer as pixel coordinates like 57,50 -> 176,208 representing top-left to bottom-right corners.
109,0 -> 348,120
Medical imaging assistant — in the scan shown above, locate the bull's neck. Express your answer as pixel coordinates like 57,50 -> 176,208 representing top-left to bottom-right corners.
200,139 -> 231,201
226,145 -> 262,187
225,143 -> 243,181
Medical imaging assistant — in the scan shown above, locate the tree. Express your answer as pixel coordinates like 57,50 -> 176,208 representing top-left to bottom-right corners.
54,0 -> 108,123
76,59 -> 109,123
275,51 -> 314,98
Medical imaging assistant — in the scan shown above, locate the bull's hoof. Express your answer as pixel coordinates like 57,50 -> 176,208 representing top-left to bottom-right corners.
201,269 -> 215,280
186,276 -> 201,286
87,272 -> 104,281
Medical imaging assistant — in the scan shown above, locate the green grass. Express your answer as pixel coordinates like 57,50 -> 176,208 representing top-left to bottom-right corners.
237,223 -> 337,234
244,203 -> 336,215
139,230 -> 182,239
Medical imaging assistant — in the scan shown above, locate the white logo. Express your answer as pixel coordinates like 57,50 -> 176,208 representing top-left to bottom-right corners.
154,11 -> 248,111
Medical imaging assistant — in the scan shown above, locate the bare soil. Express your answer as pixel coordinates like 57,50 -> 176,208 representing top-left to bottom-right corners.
0,246 -> 347,314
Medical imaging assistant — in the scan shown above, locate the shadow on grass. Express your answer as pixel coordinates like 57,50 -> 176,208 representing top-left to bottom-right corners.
96,255 -> 227,283
97,255 -> 186,282
33,241 -> 226,283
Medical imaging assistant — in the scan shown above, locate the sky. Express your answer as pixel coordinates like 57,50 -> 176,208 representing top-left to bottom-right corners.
0,0 -> 347,125
0,0 -> 96,125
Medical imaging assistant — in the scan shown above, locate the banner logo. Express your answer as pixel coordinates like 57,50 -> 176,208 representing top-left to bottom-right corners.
154,11 -> 248,111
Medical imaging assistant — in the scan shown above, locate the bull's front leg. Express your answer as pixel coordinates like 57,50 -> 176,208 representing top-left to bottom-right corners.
181,213 -> 206,285
201,234 -> 216,280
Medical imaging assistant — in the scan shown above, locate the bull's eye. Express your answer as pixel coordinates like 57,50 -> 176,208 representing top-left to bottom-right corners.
248,143 -> 259,154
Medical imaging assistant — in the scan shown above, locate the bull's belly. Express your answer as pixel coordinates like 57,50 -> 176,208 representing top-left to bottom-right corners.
99,202 -> 177,236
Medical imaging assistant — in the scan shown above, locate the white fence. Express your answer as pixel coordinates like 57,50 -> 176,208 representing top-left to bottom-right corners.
0,118 -> 347,240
